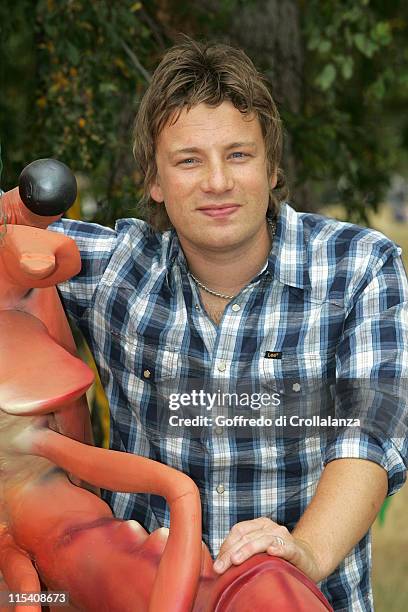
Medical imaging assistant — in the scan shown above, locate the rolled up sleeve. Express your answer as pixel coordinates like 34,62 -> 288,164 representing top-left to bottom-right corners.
324,244 -> 408,496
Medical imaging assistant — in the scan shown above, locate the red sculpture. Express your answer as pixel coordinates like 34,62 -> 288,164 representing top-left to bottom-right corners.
0,168 -> 333,611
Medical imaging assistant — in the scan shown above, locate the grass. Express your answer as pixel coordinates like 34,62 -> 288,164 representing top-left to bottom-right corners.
372,486 -> 408,612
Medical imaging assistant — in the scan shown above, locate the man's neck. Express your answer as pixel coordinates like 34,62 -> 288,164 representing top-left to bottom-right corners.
180,221 -> 272,296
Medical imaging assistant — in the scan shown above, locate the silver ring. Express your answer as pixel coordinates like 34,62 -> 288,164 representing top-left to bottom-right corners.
274,536 -> 285,547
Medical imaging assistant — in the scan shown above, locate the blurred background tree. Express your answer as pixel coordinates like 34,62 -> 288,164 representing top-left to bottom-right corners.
1,0 -> 407,223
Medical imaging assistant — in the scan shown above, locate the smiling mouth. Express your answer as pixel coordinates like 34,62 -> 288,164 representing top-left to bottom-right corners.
197,205 -> 240,218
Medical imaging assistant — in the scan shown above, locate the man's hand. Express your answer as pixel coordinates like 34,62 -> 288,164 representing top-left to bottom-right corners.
213,516 -> 321,582
213,460 -> 388,585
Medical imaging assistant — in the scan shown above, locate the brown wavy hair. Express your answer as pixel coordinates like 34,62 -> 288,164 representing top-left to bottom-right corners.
133,36 -> 287,231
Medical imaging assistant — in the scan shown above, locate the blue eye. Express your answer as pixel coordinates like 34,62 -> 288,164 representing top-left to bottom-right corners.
230,152 -> 248,159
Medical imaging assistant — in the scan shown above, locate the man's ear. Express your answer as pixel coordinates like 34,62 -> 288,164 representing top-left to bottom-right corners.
269,169 -> 278,191
150,176 -> 164,204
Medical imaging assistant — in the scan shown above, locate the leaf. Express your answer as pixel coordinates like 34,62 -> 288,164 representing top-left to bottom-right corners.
354,33 -> 377,58
368,78 -> 386,100
66,42 -> 80,66
98,82 -> 119,94
371,21 -> 392,46
318,40 -> 332,54
315,64 -> 337,91
342,7 -> 362,24
306,29 -> 321,51
378,497 -> 391,526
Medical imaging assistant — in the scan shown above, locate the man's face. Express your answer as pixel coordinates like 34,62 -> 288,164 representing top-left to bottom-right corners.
150,101 -> 276,254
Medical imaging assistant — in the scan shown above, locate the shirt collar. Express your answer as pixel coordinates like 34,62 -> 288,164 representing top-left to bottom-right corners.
165,201 -> 311,292
266,203 -> 311,289
164,230 -> 188,294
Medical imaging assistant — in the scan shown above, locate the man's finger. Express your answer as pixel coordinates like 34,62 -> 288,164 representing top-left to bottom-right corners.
217,517 -> 275,558
267,536 -> 304,567
214,530 -> 265,573
215,532 -> 290,573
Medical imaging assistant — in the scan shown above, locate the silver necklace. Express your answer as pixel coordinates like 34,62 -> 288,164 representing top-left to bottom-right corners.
188,218 -> 277,301
189,272 -> 235,300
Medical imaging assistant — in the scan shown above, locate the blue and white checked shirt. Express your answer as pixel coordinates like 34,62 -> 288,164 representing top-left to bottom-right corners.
51,203 -> 408,611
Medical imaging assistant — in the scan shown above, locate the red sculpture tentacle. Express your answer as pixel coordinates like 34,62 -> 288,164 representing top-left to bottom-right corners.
17,426 -> 202,612
1,187 -> 61,230
0,535 -> 41,612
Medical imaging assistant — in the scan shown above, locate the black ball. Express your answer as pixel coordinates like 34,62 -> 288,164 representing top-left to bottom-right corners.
19,158 -> 77,216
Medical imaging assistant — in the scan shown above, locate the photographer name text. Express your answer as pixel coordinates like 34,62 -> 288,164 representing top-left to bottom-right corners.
168,415 -> 361,427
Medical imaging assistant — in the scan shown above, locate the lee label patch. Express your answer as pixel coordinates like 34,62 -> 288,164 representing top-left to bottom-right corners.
264,351 -> 282,360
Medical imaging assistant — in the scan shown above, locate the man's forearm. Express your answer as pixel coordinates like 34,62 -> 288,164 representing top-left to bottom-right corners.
292,458 -> 388,582
213,457 -> 388,581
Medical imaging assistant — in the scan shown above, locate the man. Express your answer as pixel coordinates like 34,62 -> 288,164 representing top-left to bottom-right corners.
4,38 -> 408,610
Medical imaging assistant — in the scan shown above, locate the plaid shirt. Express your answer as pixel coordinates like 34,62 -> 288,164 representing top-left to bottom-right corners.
51,203 -> 408,612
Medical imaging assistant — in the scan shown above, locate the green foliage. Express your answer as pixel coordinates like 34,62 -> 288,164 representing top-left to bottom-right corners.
1,0 -> 408,223
36,0 -> 164,223
1,0 -> 163,223
0,1 -> 38,179
378,497 -> 391,527
299,0 -> 408,221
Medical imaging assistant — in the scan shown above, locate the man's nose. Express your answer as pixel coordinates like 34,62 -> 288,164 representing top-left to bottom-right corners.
201,162 -> 234,193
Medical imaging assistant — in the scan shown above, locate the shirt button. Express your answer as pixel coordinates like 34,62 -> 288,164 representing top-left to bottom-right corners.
231,303 -> 240,312
195,304 -> 200,311
292,382 -> 301,392
143,369 -> 151,379
216,484 -> 225,494
217,362 -> 226,372
214,426 -> 223,435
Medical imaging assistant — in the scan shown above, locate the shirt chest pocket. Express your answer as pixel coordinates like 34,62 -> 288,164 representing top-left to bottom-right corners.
110,330 -> 180,383
258,350 -> 336,440
260,350 -> 336,399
